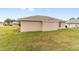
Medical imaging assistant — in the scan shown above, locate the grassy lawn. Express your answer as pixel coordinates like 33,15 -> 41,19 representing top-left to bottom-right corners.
0,26 -> 79,51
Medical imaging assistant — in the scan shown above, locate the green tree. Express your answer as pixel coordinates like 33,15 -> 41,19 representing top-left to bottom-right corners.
69,18 -> 75,20
77,17 -> 79,19
4,18 -> 16,26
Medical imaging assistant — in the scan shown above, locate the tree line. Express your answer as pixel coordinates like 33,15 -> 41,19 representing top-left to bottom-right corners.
3,18 -> 20,26
69,17 -> 79,20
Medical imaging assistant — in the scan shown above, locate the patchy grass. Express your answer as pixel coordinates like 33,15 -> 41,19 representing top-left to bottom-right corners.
0,26 -> 79,51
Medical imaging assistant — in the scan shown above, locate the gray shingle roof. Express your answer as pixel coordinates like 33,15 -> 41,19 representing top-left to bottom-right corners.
19,15 -> 65,22
66,19 -> 79,24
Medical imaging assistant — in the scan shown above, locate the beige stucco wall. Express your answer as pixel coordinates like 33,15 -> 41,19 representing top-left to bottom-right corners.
20,21 -> 42,32
20,21 -> 65,32
60,23 -> 65,29
42,22 -> 59,31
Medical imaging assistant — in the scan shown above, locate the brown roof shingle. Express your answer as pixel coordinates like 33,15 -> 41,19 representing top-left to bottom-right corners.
19,15 -> 65,22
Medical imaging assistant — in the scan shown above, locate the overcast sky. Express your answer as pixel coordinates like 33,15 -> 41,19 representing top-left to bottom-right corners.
0,8 -> 79,21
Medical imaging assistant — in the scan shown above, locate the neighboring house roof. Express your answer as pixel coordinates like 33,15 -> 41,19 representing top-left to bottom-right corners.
18,15 -> 65,22
66,19 -> 79,24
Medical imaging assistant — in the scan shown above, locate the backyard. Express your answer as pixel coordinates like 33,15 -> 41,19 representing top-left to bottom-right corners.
0,26 -> 79,51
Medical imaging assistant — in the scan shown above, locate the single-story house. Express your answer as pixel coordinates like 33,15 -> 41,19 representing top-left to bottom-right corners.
66,19 -> 79,28
19,15 -> 65,32
0,22 -> 4,27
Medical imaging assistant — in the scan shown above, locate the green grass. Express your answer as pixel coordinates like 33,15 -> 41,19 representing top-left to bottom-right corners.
0,26 -> 79,51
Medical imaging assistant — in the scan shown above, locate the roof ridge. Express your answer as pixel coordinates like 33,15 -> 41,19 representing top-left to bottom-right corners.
18,15 -> 65,22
